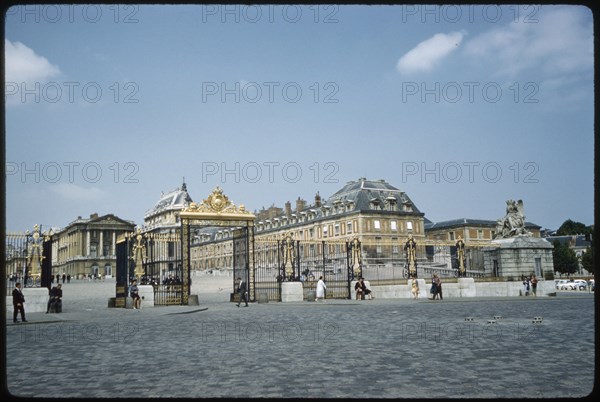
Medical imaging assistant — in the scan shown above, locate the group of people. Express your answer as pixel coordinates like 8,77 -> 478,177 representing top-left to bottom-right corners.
409,275 -> 442,300
52,273 -> 71,284
522,274 -> 538,296
430,273 -> 443,300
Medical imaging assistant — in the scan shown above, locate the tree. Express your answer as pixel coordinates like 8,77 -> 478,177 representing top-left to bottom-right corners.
580,247 -> 593,275
552,240 -> 579,275
556,219 -> 592,236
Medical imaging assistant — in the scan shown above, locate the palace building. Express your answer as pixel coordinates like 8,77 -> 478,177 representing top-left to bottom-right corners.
187,177 -> 427,272
51,213 -> 136,279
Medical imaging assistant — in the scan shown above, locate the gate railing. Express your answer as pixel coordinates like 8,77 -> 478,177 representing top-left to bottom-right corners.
154,284 -> 183,305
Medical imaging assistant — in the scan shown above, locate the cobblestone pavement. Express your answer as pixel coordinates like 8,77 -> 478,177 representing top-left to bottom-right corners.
5,278 -> 596,398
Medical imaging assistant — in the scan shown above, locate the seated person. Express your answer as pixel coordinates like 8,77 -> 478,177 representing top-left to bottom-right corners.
355,279 -> 364,300
46,283 -> 63,313
411,279 -> 419,299
356,277 -> 373,300
130,279 -> 141,309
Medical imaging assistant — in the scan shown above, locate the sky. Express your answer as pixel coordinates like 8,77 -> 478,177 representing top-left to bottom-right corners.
4,4 -> 595,233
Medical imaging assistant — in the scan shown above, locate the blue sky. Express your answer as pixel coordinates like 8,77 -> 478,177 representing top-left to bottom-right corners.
4,4 -> 594,232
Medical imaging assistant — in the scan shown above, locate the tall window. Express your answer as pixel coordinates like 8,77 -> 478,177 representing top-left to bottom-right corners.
374,220 -> 381,230
406,221 -> 413,231
391,220 -> 397,231
347,222 -> 352,234
323,225 -> 328,238
334,224 -> 340,236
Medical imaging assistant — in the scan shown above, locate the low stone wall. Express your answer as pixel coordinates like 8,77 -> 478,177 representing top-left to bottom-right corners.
5,288 -> 49,315
369,280 -> 558,299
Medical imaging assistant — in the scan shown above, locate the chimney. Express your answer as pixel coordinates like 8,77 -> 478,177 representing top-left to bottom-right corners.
296,197 -> 306,213
90,213 -> 99,219
314,192 -> 322,208
285,201 -> 292,217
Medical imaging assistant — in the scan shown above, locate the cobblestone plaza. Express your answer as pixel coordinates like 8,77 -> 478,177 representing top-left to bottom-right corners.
5,277 -> 595,398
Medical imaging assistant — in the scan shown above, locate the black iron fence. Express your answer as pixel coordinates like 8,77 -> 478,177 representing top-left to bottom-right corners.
5,227 -> 52,289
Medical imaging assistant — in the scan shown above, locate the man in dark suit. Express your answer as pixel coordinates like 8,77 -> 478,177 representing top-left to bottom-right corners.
12,282 -> 27,322
236,277 -> 248,307
46,283 -> 63,313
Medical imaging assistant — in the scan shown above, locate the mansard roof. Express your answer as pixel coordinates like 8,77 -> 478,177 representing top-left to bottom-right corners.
145,181 -> 193,218
327,177 -> 423,214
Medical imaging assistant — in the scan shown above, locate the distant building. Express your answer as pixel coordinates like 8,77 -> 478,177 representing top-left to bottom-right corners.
425,218 -> 541,241
52,213 -> 135,279
545,235 -> 592,275
143,181 -> 193,233
141,181 -> 194,281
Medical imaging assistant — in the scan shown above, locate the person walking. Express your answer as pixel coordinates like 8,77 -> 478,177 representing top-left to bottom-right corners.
315,276 -> 326,302
531,274 -> 538,296
236,277 -> 249,307
432,273 -> 443,300
12,282 -> 27,323
522,275 -> 530,296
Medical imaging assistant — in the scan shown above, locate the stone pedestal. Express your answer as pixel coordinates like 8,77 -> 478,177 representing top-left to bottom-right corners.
257,293 -> 269,304
281,282 -> 303,302
458,278 -> 476,297
138,285 -> 154,308
483,236 -> 554,280
188,295 -> 199,306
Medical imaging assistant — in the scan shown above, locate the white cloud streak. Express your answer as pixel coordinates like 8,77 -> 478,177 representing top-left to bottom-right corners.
396,31 -> 465,74
463,6 -> 593,78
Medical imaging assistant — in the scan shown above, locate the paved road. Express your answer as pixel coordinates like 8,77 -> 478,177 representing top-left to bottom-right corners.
5,278 -> 596,398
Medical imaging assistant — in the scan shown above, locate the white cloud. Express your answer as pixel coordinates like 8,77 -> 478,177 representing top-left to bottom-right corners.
5,39 -> 61,83
463,6 -> 593,78
396,31 -> 465,74
49,183 -> 106,201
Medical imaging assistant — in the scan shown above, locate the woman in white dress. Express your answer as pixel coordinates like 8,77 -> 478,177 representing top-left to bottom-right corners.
315,276 -> 326,302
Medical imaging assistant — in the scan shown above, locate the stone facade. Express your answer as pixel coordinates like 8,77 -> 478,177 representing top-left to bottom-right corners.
482,236 -> 554,280
425,218 -> 541,241
52,213 -> 135,279
190,178 -> 427,270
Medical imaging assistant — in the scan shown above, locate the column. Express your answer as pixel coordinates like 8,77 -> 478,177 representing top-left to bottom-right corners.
99,230 -> 104,256
112,231 -> 116,256
86,230 -> 91,256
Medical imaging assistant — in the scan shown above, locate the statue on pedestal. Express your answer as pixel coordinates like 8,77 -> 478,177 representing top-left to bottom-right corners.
131,228 -> 147,281
494,199 -> 532,239
456,236 -> 466,277
404,234 -> 417,278
350,237 -> 362,279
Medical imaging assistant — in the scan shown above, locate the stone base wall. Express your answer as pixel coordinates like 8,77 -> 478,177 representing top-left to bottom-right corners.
369,279 -> 557,299
281,282 -> 303,302
6,288 -> 49,315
